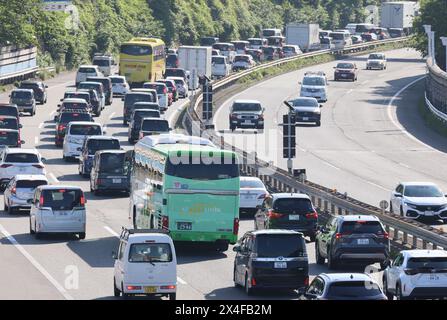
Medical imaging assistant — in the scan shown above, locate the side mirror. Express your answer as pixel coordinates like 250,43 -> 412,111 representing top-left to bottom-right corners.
112,252 -> 117,260
57,104 -> 61,108
27,199 -> 34,204
76,147 -> 82,152
41,157 -> 47,162
232,245 -> 241,252
19,124 -> 23,128
319,105 -> 323,108
20,140 -> 25,145
103,130 -> 106,135
60,99 -> 63,102
395,193 -> 402,198
45,85 -> 49,88
298,82 -> 302,85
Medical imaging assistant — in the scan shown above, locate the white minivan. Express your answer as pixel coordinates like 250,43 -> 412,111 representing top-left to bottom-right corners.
330,31 -> 352,49
29,185 -> 87,239
113,228 -> 177,300
63,122 -> 104,160
212,55 -> 230,79
75,65 -> 103,87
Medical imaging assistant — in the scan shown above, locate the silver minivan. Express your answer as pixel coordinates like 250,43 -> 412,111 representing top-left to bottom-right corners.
29,185 -> 87,239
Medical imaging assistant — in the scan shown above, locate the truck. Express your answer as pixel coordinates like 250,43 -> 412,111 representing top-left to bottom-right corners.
177,46 -> 212,90
380,1 -> 419,33
285,24 -> 320,52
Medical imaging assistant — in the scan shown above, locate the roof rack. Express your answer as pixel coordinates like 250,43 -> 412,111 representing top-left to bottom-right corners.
93,53 -> 112,57
120,227 -> 169,240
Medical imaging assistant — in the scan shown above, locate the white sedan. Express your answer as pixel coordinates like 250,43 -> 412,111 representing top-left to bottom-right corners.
390,182 -> 447,220
110,76 -> 130,96
239,176 -> 268,214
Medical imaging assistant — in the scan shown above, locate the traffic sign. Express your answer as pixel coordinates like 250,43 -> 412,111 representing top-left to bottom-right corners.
202,82 -> 213,120
282,114 -> 296,159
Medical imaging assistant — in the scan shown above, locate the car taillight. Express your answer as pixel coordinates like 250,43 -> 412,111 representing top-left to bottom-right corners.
306,212 -> 318,219
233,218 -> 239,235
335,233 -> 343,240
58,125 -> 66,132
11,187 -> 16,194
251,277 -> 256,286
126,286 -> 142,291
267,210 -> 284,219
80,195 -> 86,206
32,164 -> 44,169
39,195 -> 44,206
378,232 -> 389,239
163,87 -> 167,94
161,285 -> 176,290
0,164 -> 12,168
304,276 -> 309,287
162,216 -> 169,230
404,268 -> 419,276
139,132 -> 144,139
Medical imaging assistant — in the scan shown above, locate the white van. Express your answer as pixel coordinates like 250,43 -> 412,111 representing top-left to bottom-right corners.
75,65 -> 103,87
63,122 -> 104,160
212,55 -> 230,79
113,228 -> 177,299
330,31 -> 352,49
92,54 -> 113,77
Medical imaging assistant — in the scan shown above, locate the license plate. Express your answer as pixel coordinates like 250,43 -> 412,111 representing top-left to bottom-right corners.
341,74 -> 347,77
144,286 -> 157,294
302,117 -> 309,121
177,222 -> 192,231
274,262 -> 287,269
289,215 -> 301,221
429,275 -> 440,281
112,179 -> 122,184
244,120 -> 252,124
425,211 -> 435,216
357,239 -> 369,245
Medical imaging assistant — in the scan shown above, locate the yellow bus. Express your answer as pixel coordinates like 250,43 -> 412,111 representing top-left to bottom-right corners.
119,38 -> 166,87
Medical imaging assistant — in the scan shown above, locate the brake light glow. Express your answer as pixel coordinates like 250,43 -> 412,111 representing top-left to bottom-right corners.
126,286 -> 142,291
80,195 -> 86,206
162,216 -> 169,230
267,210 -> 284,219
11,187 -> 16,194
161,285 -> 176,290
39,195 -> 44,206
304,276 -> 309,287
251,277 -> 256,286
233,218 -> 239,235
335,233 -> 343,240
306,212 -> 318,219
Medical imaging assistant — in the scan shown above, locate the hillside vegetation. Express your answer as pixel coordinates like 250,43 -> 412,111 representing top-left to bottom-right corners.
0,0 -> 383,69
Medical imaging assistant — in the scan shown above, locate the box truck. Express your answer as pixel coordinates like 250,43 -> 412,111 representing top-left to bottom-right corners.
380,1 -> 419,33
177,46 -> 212,90
285,24 -> 320,52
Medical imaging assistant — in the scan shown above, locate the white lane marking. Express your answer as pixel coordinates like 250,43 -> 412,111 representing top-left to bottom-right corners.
49,173 -> 59,183
399,162 -> 411,169
386,76 -> 440,152
365,181 -> 391,192
108,112 -> 116,120
34,137 -> 39,145
0,224 -> 74,300
361,80 -> 369,85
347,89 -> 353,94
103,226 -> 189,285
38,123 -> 44,129
322,161 -> 341,171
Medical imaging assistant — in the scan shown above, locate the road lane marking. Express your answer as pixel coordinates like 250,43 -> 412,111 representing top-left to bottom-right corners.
347,89 -> 353,94
34,137 -> 39,145
49,173 -> 59,183
399,162 -> 411,169
365,181 -> 391,192
103,226 -> 189,285
38,123 -> 44,129
321,160 -> 341,171
361,80 -> 369,85
0,224 -> 74,300
108,112 -> 116,120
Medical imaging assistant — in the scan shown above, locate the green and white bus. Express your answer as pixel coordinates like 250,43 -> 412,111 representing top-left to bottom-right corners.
130,134 -> 240,251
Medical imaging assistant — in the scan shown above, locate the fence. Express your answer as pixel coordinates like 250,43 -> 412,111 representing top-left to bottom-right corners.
0,46 -> 39,84
425,57 -> 447,122
181,37 -> 447,251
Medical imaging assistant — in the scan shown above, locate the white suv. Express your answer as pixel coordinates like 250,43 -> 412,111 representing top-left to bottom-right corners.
75,65 -> 103,87
300,72 -> 328,103
0,148 -> 46,190
63,122 -> 104,161
366,53 -> 387,70
390,182 -> 447,220
4,174 -> 48,214
383,250 -> 447,300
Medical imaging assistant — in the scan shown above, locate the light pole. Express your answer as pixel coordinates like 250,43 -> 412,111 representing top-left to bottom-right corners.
423,25 -> 435,66
441,37 -> 447,71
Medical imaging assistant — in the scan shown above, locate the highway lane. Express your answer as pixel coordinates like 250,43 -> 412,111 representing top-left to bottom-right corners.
214,48 -> 447,227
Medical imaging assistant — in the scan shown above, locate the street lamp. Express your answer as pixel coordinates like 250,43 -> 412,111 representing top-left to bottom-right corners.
441,37 -> 447,71
423,25 -> 435,65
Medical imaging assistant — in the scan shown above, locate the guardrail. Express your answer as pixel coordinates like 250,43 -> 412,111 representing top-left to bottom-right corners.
425,57 -> 447,123
181,37 -> 447,251
0,46 -> 39,84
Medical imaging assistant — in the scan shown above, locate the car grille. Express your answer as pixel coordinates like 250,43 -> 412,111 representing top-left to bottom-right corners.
415,205 -> 443,212
238,115 -> 257,120
296,111 -> 314,116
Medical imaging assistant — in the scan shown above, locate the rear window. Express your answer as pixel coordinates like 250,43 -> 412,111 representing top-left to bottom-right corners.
330,33 -> 345,40
262,47 -> 275,54
143,83 -> 166,94
166,156 -> 239,180
339,221 -> 384,234
65,93 -> 90,102
0,117 -> 18,129
120,44 -> 152,56
234,56 -> 249,63
92,59 -> 111,67
141,119 -> 169,132
62,102 -> 88,109
111,77 -> 125,84
213,44 -> 234,51
212,56 -> 225,64
256,234 -> 305,258
78,67 -> 96,73
0,107 -> 18,117
165,69 -> 186,78
87,139 -> 120,154
78,83 -> 102,93
327,281 -> 382,298
166,54 -> 178,64
249,39 -> 263,46
133,103 -> 159,111
233,42 -> 248,50
232,103 -> 261,112
240,179 -> 265,189
99,153 -> 126,174
11,91 -> 32,99
5,153 -> 39,163
124,93 -> 153,107
273,198 -> 313,214
0,131 -> 18,145
283,46 -> 296,53
128,243 -> 172,263
41,189 -> 84,210
60,113 -> 92,123
407,257 -> 447,270
69,124 -> 101,136
16,180 -> 47,188
134,111 -> 160,121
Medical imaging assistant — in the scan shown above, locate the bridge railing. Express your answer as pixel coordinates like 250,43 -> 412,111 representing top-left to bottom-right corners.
425,58 -> 447,122
0,46 -> 39,84
181,37 -> 447,252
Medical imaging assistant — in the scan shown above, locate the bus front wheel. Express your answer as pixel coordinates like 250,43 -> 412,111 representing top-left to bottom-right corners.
215,241 -> 229,252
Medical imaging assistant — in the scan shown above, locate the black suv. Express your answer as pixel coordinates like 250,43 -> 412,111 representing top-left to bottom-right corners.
229,100 -> 265,131
19,80 -> 48,104
86,76 -> 113,105
128,109 -> 161,144
255,193 -> 319,241
233,230 -> 309,295
315,215 -> 390,270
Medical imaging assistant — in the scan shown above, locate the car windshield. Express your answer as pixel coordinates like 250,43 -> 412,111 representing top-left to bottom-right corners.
0,131 -> 18,145
78,67 -> 96,73
125,93 -> 153,106
340,221 -> 384,234
172,79 -> 185,86
240,179 -> 265,189
141,120 -> 169,132
201,38 -> 218,46
263,47 -> 275,54
99,153 -> 126,173
69,124 -> 101,136
213,44 -> 234,51
11,91 -> 32,99
212,56 -> 225,64
404,185 -> 443,197
5,153 -> 39,163
0,117 -> 18,129
120,44 -> 152,56
20,83 -> 40,90
303,77 -> 325,86
337,63 -> 354,69
128,243 -> 172,263
327,281 -> 382,298
263,30 -> 277,37
165,69 -> 186,78
87,139 -> 120,154
111,77 -> 125,84
93,59 -> 110,66
283,46 -> 295,53
166,156 -> 239,180
157,80 -> 174,89
232,103 -> 261,112
16,180 -> 47,188
60,113 -> 92,123
273,198 -> 313,214
290,99 -> 318,108
41,189 -> 84,210
256,234 -> 305,258
407,257 -> 447,270
234,56 -> 249,63
369,54 -> 384,60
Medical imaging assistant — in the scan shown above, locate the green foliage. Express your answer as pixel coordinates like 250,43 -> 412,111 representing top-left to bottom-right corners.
412,0 -> 447,70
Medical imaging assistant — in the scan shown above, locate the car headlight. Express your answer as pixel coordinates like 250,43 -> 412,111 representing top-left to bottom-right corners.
404,202 -> 418,209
